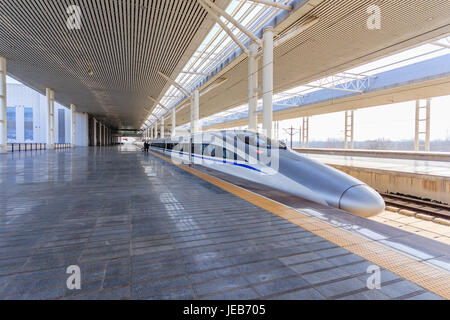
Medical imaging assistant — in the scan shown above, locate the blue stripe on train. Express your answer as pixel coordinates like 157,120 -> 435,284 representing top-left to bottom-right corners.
153,147 -> 264,174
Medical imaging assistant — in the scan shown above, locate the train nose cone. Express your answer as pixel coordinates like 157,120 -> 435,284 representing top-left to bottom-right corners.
339,185 -> 385,217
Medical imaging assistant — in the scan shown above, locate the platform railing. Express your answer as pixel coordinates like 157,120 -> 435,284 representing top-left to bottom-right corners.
54,143 -> 71,149
8,143 -> 47,153
6,143 -> 73,152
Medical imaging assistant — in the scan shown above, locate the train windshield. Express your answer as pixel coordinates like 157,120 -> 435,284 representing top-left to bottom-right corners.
236,133 -> 287,150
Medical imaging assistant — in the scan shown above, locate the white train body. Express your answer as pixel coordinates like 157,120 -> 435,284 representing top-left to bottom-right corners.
149,130 -> 385,217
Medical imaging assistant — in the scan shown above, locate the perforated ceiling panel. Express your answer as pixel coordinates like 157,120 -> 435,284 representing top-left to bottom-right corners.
0,0 -> 230,128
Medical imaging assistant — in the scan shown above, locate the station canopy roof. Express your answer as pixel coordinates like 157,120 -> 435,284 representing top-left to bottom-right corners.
0,0 -> 449,130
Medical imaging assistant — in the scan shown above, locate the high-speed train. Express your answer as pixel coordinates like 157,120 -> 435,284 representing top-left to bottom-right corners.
149,130 -> 385,217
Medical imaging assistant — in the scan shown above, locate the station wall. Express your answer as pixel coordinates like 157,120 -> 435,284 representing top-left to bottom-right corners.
6,83 -> 88,146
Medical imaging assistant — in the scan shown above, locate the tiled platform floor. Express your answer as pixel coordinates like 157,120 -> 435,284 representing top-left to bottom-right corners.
0,146 -> 444,300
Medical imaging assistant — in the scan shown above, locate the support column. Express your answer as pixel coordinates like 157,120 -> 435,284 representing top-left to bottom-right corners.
103,125 -> 106,146
155,122 -> 158,139
93,118 -> 97,146
302,117 -> 309,148
415,99 -> 431,152
344,110 -> 354,149
191,89 -> 199,134
275,121 -> 280,141
0,57 -> 7,153
70,104 -> 76,148
85,113 -> 89,146
161,118 -> 165,139
46,88 -> 55,149
248,41 -> 259,131
171,109 -> 176,137
262,27 -> 274,139
99,123 -> 103,146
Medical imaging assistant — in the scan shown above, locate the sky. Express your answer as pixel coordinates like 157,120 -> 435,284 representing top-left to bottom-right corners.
277,96 -> 450,142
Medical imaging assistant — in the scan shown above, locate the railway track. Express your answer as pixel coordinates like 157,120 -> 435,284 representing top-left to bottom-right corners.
381,193 -> 450,221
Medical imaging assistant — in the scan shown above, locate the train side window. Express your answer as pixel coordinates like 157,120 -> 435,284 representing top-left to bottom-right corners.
233,152 -> 245,162
202,144 -> 209,155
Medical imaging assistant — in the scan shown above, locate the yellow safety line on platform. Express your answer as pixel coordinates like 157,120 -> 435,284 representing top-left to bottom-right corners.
149,151 -> 450,300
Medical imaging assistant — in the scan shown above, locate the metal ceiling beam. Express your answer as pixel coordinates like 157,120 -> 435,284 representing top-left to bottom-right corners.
148,96 -> 169,111
247,0 -> 292,11
158,72 -> 191,97
198,0 -> 262,47
197,1 -> 249,55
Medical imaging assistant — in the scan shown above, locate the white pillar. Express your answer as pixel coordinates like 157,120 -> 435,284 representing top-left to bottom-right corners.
161,118 -> 165,139
99,123 -> 103,146
85,113 -> 89,146
171,109 -> 176,137
46,88 -> 55,149
191,89 -> 199,134
262,27 -> 274,139
93,118 -> 97,146
155,122 -> 158,139
248,41 -> 259,132
0,57 -> 7,153
70,104 -> 76,147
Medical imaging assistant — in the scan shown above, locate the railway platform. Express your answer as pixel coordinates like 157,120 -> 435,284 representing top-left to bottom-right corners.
297,153 -> 450,204
0,146 -> 449,300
